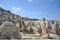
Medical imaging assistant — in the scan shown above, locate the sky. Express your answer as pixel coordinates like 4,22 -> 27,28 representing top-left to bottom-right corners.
0,0 -> 60,20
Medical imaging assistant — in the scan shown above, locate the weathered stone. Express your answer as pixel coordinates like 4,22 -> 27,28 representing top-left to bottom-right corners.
41,18 -> 49,37
51,21 -> 57,34
49,33 -> 60,39
26,26 -> 34,34
0,21 -> 21,39
37,23 -> 42,33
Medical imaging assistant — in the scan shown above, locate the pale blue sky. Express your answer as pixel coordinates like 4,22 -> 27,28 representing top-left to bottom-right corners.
0,0 -> 60,20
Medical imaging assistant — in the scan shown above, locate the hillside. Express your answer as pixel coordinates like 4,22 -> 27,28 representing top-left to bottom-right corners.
0,7 -> 39,24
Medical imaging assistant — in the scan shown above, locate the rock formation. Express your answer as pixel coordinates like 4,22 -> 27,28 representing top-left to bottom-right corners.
0,21 -> 21,39
41,18 -> 49,38
0,7 -> 60,39
51,21 -> 57,34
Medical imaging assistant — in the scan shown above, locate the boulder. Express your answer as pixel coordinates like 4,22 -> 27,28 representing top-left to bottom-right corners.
0,21 -> 21,39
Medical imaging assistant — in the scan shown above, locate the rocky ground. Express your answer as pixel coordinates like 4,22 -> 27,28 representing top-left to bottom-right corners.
20,32 -> 60,39
0,7 -> 60,40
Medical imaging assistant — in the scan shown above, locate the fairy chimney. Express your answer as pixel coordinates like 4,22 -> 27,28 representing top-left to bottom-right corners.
51,21 -> 57,34
41,18 -> 48,36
